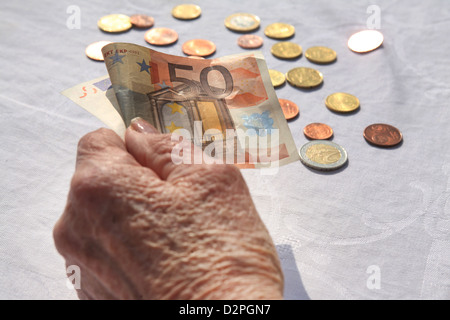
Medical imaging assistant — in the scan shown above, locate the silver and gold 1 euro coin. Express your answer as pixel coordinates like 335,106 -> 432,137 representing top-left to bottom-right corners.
299,140 -> 348,171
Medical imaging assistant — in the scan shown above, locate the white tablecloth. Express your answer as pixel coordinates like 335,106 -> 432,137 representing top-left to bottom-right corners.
1,0 -> 449,299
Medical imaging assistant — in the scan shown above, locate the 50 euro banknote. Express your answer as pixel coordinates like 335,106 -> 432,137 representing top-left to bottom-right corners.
63,43 -> 299,168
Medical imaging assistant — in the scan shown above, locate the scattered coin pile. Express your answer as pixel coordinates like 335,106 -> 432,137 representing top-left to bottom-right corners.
86,4 -> 401,172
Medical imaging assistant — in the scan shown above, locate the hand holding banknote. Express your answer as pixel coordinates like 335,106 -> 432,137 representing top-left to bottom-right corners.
53,118 -> 283,300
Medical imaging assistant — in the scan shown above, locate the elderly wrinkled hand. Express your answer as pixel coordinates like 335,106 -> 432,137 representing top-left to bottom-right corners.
53,117 -> 283,300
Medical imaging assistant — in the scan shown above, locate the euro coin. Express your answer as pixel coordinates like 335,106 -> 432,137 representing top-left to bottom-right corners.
268,69 -> 286,88
224,13 -> 260,32
237,35 -> 263,49
363,124 -> 403,147
325,92 -> 360,113
303,123 -> 334,140
98,14 -> 132,33
305,46 -> 337,64
271,42 -> 302,59
145,28 -> 179,46
299,140 -> 348,171
348,30 -> 384,53
172,4 -> 201,20
130,14 -> 155,28
182,39 -> 216,57
264,23 -> 295,39
278,99 -> 299,120
85,41 -> 112,61
286,67 -> 323,88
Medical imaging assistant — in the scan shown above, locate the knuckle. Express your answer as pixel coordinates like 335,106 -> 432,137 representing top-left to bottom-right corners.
146,134 -> 174,155
69,163 -> 109,205
78,128 -> 111,152
196,164 -> 244,191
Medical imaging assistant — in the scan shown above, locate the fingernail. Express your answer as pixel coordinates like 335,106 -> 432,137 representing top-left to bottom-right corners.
130,117 -> 159,134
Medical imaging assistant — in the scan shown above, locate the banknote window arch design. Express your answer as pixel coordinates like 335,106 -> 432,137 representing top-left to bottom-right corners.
147,82 -> 235,147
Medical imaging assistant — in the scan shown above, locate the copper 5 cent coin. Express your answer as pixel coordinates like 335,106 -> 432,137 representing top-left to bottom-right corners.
304,123 -> 334,140
130,14 -> 155,28
182,39 -> 216,57
363,124 -> 403,147
237,35 -> 263,49
145,27 -> 178,45
278,99 -> 299,120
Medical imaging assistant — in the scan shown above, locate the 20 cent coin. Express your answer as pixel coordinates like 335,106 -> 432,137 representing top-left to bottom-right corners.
325,92 -> 360,113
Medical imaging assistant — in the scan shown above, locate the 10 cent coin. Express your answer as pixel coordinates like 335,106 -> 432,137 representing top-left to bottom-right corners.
172,4 -> 202,20
286,67 -> 323,88
98,14 -> 132,33
271,42 -> 302,59
269,69 -> 286,88
305,46 -> 337,64
264,23 -> 295,39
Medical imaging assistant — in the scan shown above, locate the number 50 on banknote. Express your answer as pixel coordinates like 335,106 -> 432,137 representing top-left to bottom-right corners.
64,43 -> 299,168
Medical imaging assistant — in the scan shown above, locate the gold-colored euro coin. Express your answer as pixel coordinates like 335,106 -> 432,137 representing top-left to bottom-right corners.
172,4 -> 202,20
286,67 -> 323,89
224,13 -> 260,32
98,14 -> 132,33
271,42 -> 302,59
325,92 -> 360,113
268,69 -> 286,88
264,23 -> 295,39
85,41 -> 112,61
305,46 -> 337,64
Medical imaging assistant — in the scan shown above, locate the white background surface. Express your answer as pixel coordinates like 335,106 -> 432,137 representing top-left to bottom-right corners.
1,0 -> 449,299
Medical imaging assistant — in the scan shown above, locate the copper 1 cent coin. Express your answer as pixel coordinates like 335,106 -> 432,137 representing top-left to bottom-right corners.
304,123 -> 334,140
130,14 -> 155,28
145,27 -> 178,45
363,124 -> 403,147
278,99 -> 299,120
237,35 -> 263,49
182,39 -> 216,57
